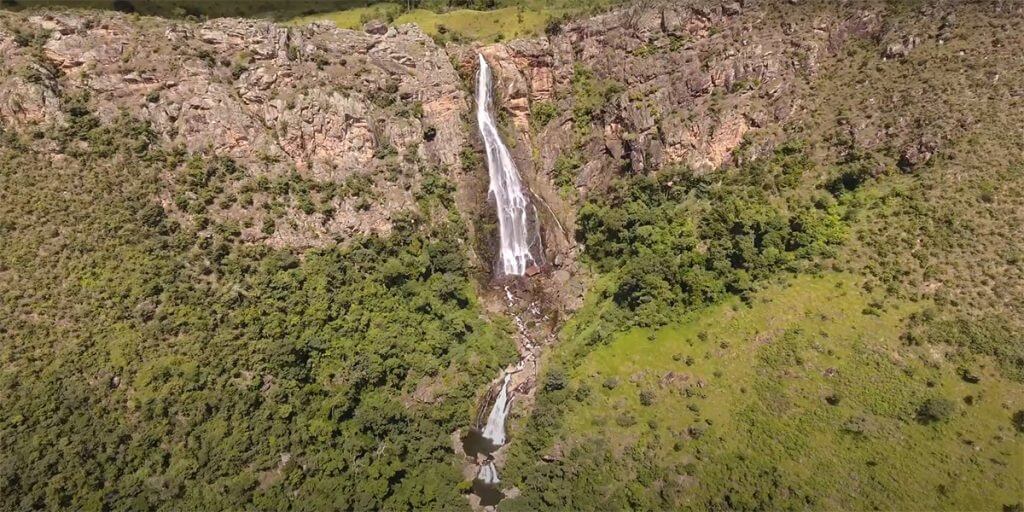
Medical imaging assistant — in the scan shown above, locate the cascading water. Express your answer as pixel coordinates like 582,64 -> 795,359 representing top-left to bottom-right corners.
460,54 -> 549,508
481,373 -> 512,446
476,54 -> 541,276
467,371 -> 513,505
478,462 -> 500,485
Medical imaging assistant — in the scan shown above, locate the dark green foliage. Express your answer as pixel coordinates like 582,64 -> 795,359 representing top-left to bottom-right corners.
543,368 -> 568,392
571,65 -> 622,134
576,145 -> 845,326
530,101 -> 559,129
544,16 -> 563,36
0,109 -> 514,510
904,311 -> 1024,382
1012,410 -> 1024,433
415,167 -> 457,211
551,150 -> 581,193
917,398 -> 955,424
700,453 -> 816,511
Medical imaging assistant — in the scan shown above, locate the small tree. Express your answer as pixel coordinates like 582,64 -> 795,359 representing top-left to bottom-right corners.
917,397 -> 955,424
544,368 -> 567,392
1012,410 -> 1024,433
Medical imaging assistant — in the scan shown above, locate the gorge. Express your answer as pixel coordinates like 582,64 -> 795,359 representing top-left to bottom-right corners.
1,2 -> 1022,512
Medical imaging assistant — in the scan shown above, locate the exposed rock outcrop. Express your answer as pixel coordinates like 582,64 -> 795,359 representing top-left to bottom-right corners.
0,11 -> 469,249
448,2 -> 891,277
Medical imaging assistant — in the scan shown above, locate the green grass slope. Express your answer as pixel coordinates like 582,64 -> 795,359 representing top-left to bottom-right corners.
500,3 -> 1024,510
289,0 -> 623,42
505,273 -> 1022,510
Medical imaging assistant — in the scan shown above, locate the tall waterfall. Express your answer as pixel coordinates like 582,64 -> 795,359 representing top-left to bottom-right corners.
476,54 -> 540,276
481,373 -> 512,446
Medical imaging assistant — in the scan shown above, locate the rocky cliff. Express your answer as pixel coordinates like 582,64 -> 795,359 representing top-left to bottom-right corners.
1,11 -> 469,249
2,0 -> 1019,306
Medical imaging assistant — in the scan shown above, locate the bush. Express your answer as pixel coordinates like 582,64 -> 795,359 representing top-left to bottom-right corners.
551,151 -> 581,193
1013,410 -> 1024,433
544,368 -> 568,392
917,397 -> 955,424
571,65 -> 622,134
544,17 -> 563,36
639,390 -> 655,406
616,413 -> 637,427
531,101 -> 559,129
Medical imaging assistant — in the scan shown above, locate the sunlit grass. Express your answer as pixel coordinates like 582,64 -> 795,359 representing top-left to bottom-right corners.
559,273 -> 1024,510
289,0 -> 623,41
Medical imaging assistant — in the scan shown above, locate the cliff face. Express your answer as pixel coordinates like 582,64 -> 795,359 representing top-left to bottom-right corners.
1,1 -> 1018,299
455,2 -> 889,234
0,3 -> 874,259
1,11 -> 469,249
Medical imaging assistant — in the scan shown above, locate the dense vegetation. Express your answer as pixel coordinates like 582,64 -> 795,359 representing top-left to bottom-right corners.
0,102 -> 515,509
576,144 -> 845,327
498,142 -> 1023,509
495,7 -> 1024,507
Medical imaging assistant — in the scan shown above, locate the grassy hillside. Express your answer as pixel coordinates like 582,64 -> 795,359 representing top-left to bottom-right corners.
503,274 -> 1022,510
4,0 -> 624,40
499,4 -> 1024,509
289,0 -> 623,41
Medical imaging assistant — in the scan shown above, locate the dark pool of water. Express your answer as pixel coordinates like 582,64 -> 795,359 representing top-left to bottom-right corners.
461,428 -> 501,459
461,428 -> 506,506
472,478 -> 505,507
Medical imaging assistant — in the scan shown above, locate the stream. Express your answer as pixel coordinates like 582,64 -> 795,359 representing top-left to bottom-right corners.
459,54 -> 546,509
460,288 -> 539,508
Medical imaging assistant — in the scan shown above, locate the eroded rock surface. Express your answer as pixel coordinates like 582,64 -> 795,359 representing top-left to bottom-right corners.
0,11 -> 469,248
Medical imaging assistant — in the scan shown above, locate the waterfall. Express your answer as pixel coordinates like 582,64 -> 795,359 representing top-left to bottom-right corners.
481,373 -> 512,446
477,461 -> 500,484
476,54 -> 541,276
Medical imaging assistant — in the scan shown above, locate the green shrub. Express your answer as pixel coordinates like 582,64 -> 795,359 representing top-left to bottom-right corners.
917,397 -> 955,424
530,101 -> 559,129
639,389 -> 655,406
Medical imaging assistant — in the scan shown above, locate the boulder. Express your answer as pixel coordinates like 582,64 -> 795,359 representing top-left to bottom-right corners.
363,19 -> 388,35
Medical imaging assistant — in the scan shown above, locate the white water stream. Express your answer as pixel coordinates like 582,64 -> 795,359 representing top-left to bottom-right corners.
476,54 -> 540,276
481,373 -> 512,446
478,461 -> 500,485
466,54 -> 547,506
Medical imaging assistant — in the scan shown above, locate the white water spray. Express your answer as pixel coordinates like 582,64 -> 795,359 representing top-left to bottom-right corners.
476,54 -> 540,276
477,461 -> 500,484
481,373 -> 512,446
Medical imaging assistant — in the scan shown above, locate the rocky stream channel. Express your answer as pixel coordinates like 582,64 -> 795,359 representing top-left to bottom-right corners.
454,54 -> 551,509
